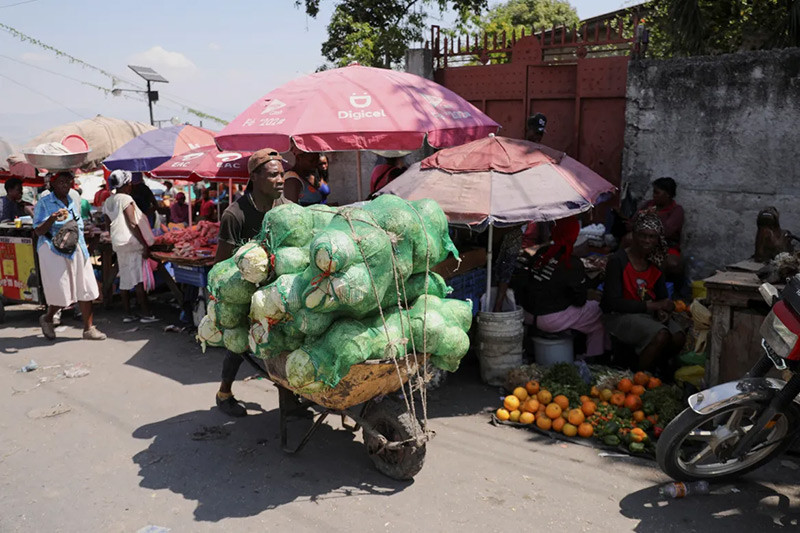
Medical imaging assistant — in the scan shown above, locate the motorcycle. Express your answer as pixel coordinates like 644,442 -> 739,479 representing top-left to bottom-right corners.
656,275 -> 800,481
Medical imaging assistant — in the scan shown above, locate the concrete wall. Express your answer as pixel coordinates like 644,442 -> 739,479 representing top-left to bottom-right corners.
623,48 -> 800,274
324,49 -> 434,205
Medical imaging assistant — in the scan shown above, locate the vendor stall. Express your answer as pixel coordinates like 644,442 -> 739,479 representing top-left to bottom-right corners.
0,221 -> 44,321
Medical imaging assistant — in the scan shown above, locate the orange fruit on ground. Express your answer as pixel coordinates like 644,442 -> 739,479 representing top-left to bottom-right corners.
513,386 -> 529,402
562,423 -> 578,437
578,422 -> 594,438
633,371 -> 650,386
568,408 -> 585,426
522,398 -> 540,413
600,388 -> 613,402
496,408 -> 510,421
536,415 -> 553,431
537,402 -> 547,413
537,389 -> 552,405
610,392 -> 626,407
525,381 -> 540,396
590,385 -> 600,397
624,394 -> 643,411
545,403 -> 563,420
630,385 -> 646,396
579,395 -> 591,404
509,410 -> 521,423
553,395 -> 570,410
581,401 -> 597,416
617,378 -> 633,393
647,377 -> 662,389
552,416 -> 566,432
504,395 -> 521,411
519,412 -> 535,425
633,410 -> 645,422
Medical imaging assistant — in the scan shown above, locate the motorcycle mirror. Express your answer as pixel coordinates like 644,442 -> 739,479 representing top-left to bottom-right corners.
759,283 -> 780,306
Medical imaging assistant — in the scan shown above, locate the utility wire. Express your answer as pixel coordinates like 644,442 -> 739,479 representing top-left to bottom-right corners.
0,71 -> 85,119
0,0 -> 40,8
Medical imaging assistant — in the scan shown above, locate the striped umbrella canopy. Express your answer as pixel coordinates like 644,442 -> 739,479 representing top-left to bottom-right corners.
104,125 -> 216,172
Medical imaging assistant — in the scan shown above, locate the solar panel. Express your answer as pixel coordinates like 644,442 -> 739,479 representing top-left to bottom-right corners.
128,65 -> 168,83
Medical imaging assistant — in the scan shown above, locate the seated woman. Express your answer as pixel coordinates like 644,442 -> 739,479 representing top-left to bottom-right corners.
601,212 -> 685,374
514,217 -> 608,359
637,177 -> 684,277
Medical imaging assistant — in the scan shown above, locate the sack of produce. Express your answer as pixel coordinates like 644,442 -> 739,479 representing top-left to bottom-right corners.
308,204 -> 337,235
260,203 -> 313,249
207,257 -> 257,305
248,321 -> 272,358
223,326 -> 250,354
233,241 -> 270,284
196,315 -> 224,353
251,271 -> 311,324
273,246 -> 310,276
380,271 -> 450,309
215,301 -> 250,329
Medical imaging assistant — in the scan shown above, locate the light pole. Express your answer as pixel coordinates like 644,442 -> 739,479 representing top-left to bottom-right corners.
110,65 -> 168,126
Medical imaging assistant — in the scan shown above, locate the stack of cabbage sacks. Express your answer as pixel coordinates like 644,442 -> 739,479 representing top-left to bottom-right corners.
198,196 -> 473,391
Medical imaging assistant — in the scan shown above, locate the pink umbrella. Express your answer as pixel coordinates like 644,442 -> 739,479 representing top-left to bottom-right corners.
149,145 -> 252,183
215,64 -> 500,198
380,135 -> 616,305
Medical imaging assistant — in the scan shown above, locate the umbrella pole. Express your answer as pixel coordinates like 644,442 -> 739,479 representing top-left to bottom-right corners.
356,151 -> 363,200
485,224 -> 493,312
228,178 -> 233,208
187,185 -> 193,227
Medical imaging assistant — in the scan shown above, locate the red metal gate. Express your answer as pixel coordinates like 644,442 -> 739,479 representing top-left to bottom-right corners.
430,13 -> 641,214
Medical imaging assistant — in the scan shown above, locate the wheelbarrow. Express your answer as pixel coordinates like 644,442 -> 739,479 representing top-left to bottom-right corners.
240,351 -> 432,480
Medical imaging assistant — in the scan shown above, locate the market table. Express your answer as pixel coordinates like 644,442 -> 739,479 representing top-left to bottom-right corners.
151,251 -> 215,325
703,260 -> 777,385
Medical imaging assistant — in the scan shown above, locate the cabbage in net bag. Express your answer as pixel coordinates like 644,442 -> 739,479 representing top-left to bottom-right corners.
207,257 -> 257,305
233,241 -> 270,284
259,203 -> 313,249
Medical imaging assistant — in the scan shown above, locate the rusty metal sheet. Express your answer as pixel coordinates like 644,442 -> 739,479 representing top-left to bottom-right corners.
577,56 -> 629,98
528,65 -> 577,98
435,63 -> 525,101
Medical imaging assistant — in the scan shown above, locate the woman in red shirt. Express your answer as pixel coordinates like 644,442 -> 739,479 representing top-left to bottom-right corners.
601,211 -> 685,373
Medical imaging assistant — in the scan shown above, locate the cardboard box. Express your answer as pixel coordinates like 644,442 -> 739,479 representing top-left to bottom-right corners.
432,247 -> 487,280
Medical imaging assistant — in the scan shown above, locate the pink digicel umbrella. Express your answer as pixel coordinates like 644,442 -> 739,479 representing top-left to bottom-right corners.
380,135 -> 617,305
216,64 -> 499,153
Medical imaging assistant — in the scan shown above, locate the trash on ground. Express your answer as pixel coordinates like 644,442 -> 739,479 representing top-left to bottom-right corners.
137,527 -> 171,533
54,326 -> 68,333
27,403 -> 72,419
19,360 -> 38,373
64,365 -> 90,378
163,324 -> 185,333
658,480 -> 710,498
191,425 -> 231,441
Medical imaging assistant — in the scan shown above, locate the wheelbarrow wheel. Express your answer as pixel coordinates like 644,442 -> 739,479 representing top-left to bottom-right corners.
363,398 -> 426,480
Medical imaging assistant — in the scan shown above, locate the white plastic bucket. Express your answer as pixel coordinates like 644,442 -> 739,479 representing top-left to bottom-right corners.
476,306 -> 524,386
533,333 -> 574,366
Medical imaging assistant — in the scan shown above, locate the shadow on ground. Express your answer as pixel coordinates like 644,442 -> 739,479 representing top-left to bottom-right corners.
132,406 -> 409,522
620,477 -> 800,531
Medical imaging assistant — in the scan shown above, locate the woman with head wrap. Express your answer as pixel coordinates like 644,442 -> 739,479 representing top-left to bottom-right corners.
601,211 -> 685,373
513,217 -> 608,358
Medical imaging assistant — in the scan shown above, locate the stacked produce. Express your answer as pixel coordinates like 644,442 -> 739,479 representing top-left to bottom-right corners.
155,220 -> 219,259
495,363 -> 684,454
197,197 -> 473,391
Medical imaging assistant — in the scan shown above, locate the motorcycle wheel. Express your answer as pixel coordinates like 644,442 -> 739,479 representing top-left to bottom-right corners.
656,401 -> 800,482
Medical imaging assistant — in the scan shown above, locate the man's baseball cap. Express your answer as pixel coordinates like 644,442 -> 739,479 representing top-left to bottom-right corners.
247,148 -> 284,175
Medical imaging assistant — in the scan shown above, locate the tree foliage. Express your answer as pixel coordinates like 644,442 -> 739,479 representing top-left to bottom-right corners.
297,0 -> 488,68
648,0 -> 800,57
470,0 -> 580,38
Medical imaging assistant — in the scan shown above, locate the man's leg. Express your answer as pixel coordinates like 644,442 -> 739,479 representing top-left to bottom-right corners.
216,351 -> 246,417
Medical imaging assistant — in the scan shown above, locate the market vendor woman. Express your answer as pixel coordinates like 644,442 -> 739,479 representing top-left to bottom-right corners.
601,211 -> 684,373
214,148 -> 291,417
34,171 -> 106,341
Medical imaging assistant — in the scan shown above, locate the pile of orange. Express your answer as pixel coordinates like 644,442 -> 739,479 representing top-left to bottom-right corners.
495,381 -> 595,439
495,373 -> 663,442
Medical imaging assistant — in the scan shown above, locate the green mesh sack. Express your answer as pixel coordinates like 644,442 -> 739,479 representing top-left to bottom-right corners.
223,326 -> 249,354
431,327 -> 470,372
196,315 -> 224,353
440,297 -> 474,332
207,257 -> 257,305
260,203 -> 313,249
270,321 -> 305,352
273,246 -> 310,276
303,318 -> 377,387
285,349 -> 327,393
255,271 -> 311,322
310,229 -> 357,273
380,271 -> 450,309
233,241 -> 270,284
409,198 -> 459,273
248,321 -> 276,359
206,298 -> 218,324
215,301 -> 250,329
366,307 -> 412,360
308,204 -> 337,233
310,207 -> 390,273
409,308 -> 446,355
293,308 -> 336,337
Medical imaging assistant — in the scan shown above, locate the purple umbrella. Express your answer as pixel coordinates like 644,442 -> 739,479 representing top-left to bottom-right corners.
103,125 -> 215,172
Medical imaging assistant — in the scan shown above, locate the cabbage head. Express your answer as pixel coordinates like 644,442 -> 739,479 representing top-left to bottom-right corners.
223,326 -> 249,354
234,241 -> 270,284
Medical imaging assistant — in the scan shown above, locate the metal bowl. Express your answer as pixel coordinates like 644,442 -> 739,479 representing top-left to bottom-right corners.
22,150 -> 91,170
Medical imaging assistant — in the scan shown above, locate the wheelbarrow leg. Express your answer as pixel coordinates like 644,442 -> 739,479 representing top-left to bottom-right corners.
278,385 -> 329,454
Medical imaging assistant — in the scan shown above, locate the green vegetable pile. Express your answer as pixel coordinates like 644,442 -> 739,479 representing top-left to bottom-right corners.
540,363 -> 590,406
641,385 -> 685,426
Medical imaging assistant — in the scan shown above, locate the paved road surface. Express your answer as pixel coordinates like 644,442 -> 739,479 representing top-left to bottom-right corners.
1,303 -> 798,532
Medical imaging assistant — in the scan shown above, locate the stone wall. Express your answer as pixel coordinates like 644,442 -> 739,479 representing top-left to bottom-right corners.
623,48 -> 800,274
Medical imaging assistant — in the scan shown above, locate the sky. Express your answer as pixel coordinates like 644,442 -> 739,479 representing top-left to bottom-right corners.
0,0 -> 637,145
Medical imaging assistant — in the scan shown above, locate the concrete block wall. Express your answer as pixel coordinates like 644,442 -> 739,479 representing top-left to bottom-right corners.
623,48 -> 800,275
